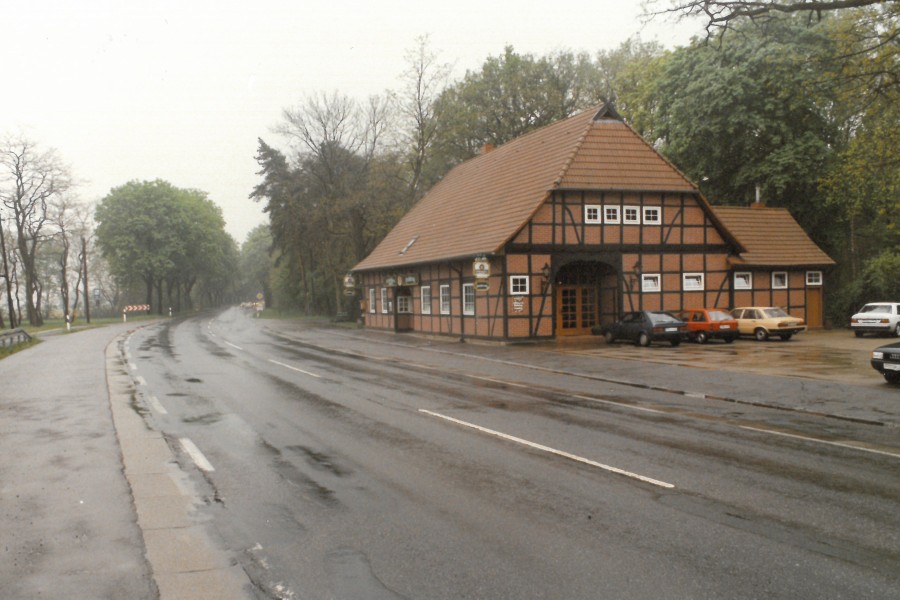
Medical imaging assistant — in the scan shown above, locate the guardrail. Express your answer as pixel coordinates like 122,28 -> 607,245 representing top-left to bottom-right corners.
0,328 -> 32,349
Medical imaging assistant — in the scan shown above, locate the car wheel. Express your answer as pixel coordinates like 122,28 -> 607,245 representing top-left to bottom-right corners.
670,339 -> 681,347
604,331 -> 615,344
695,331 -> 708,344
754,328 -> 768,341
884,371 -> 900,384
854,331 -> 864,338
724,335 -> 736,344
779,333 -> 793,341
638,332 -> 650,347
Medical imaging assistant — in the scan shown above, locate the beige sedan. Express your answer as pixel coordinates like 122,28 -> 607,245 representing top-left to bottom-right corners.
731,307 -> 807,341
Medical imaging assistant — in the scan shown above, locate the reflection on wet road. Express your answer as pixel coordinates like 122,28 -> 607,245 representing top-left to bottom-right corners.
551,331 -> 881,386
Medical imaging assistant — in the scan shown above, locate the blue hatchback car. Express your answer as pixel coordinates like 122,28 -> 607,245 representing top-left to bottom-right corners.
594,311 -> 687,347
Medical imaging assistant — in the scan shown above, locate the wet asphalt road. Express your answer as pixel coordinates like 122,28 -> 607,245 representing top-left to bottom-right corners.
123,307 -> 899,599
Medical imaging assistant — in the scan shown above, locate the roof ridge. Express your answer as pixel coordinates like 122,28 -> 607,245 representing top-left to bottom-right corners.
551,104 -> 605,187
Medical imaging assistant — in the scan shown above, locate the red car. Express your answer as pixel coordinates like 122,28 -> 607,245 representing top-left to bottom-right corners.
680,308 -> 739,343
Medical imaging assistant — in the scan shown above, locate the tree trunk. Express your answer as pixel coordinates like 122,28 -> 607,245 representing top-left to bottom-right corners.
0,221 -> 14,328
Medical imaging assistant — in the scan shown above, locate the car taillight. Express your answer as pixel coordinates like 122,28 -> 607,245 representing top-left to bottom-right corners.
652,326 -> 664,333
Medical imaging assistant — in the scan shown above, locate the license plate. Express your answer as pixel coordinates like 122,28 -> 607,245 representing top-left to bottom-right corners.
886,363 -> 900,371
665,327 -> 677,332
720,325 -> 731,329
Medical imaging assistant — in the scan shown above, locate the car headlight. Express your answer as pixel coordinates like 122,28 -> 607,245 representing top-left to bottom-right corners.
872,351 -> 884,360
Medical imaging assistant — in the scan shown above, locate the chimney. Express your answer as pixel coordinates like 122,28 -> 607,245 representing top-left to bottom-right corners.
481,143 -> 494,154
752,183 -> 766,208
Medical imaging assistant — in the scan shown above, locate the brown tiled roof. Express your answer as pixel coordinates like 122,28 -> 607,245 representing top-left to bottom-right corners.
559,119 -> 697,191
354,106 -> 700,272
712,206 -> 835,267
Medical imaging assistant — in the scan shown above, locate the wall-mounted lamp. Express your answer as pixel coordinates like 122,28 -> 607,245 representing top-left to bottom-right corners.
540,263 -> 551,292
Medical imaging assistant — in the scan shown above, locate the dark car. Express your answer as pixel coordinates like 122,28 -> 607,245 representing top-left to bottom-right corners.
594,310 -> 687,347
679,308 -> 739,344
871,341 -> 900,384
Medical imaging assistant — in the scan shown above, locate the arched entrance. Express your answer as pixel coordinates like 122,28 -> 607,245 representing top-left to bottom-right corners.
555,261 -> 618,336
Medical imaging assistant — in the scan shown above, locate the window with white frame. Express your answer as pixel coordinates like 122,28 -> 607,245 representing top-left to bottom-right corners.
585,205 -> 601,224
396,295 -> 411,313
604,205 -> 621,224
463,283 -> 475,315
421,286 -> 432,314
806,271 -> 822,286
734,272 -> 752,290
772,271 -> 788,289
439,284 -> 451,314
368,288 -> 376,313
623,206 -> 640,224
642,206 -> 661,225
510,275 -> 529,295
380,288 -> 389,313
642,274 -> 661,292
683,273 -> 704,291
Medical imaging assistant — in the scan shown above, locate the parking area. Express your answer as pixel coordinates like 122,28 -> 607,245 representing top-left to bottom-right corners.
550,329 -> 895,388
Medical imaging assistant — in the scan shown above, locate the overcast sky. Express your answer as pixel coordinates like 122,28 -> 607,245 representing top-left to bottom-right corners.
2,0 -> 702,244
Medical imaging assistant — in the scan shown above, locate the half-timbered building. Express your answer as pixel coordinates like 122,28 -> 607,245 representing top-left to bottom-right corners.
351,105 -> 833,341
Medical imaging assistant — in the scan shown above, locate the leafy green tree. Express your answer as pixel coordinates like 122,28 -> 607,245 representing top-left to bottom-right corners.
95,180 -> 236,313
238,224 -> 275,306
648,18 -> 839,208
432,47 -> 606,167
254,92 -> 409,315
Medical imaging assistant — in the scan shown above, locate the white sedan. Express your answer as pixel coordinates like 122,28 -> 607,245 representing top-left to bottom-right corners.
850,302 -> 900,337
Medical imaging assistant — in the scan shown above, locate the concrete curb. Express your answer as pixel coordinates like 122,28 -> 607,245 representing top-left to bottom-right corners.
105,333 -> 252,600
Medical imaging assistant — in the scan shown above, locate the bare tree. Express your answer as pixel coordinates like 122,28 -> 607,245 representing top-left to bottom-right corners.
646,0 -> 893,35
0,135 -> 72,326
397,35 -> 451,205
0,210 -> 10,328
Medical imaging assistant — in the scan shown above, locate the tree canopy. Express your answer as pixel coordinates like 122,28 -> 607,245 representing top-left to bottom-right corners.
95,180 -> 237,312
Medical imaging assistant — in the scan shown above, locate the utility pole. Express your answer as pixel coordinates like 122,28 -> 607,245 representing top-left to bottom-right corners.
81,235 -> 90,323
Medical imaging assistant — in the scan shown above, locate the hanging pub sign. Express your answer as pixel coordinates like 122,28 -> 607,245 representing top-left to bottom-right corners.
400,273 -> 419,286
473,254 -> 490,279
474,255 -> 490,291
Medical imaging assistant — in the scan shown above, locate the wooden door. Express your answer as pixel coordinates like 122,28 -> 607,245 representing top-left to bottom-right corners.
806,287 -> 823,329
557,285 -> 598,336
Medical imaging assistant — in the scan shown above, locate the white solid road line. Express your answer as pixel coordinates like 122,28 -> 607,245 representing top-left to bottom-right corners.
419,409 -> 674,489
268,358 -> 321,379
147,395 -> 168,415
180,438 -> 215,472
572,394 -> 666,414
224,341 -> 243,351
740,426 -> 900,459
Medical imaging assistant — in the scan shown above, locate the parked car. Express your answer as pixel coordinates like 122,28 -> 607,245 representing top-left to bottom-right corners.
679,308 -> 738,343
871,340 -> 900,384
594,311 -> 687,347
731,307 -> 806,341
850,302 -> 900,337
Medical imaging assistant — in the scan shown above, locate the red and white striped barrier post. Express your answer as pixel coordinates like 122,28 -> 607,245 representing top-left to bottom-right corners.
122,304 -> 150,322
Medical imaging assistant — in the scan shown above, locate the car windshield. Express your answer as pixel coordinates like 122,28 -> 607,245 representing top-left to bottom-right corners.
762,308 -> 790,318
708,310 -> 733,321
860,304 -> 891,313
649,312 -> 680,324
